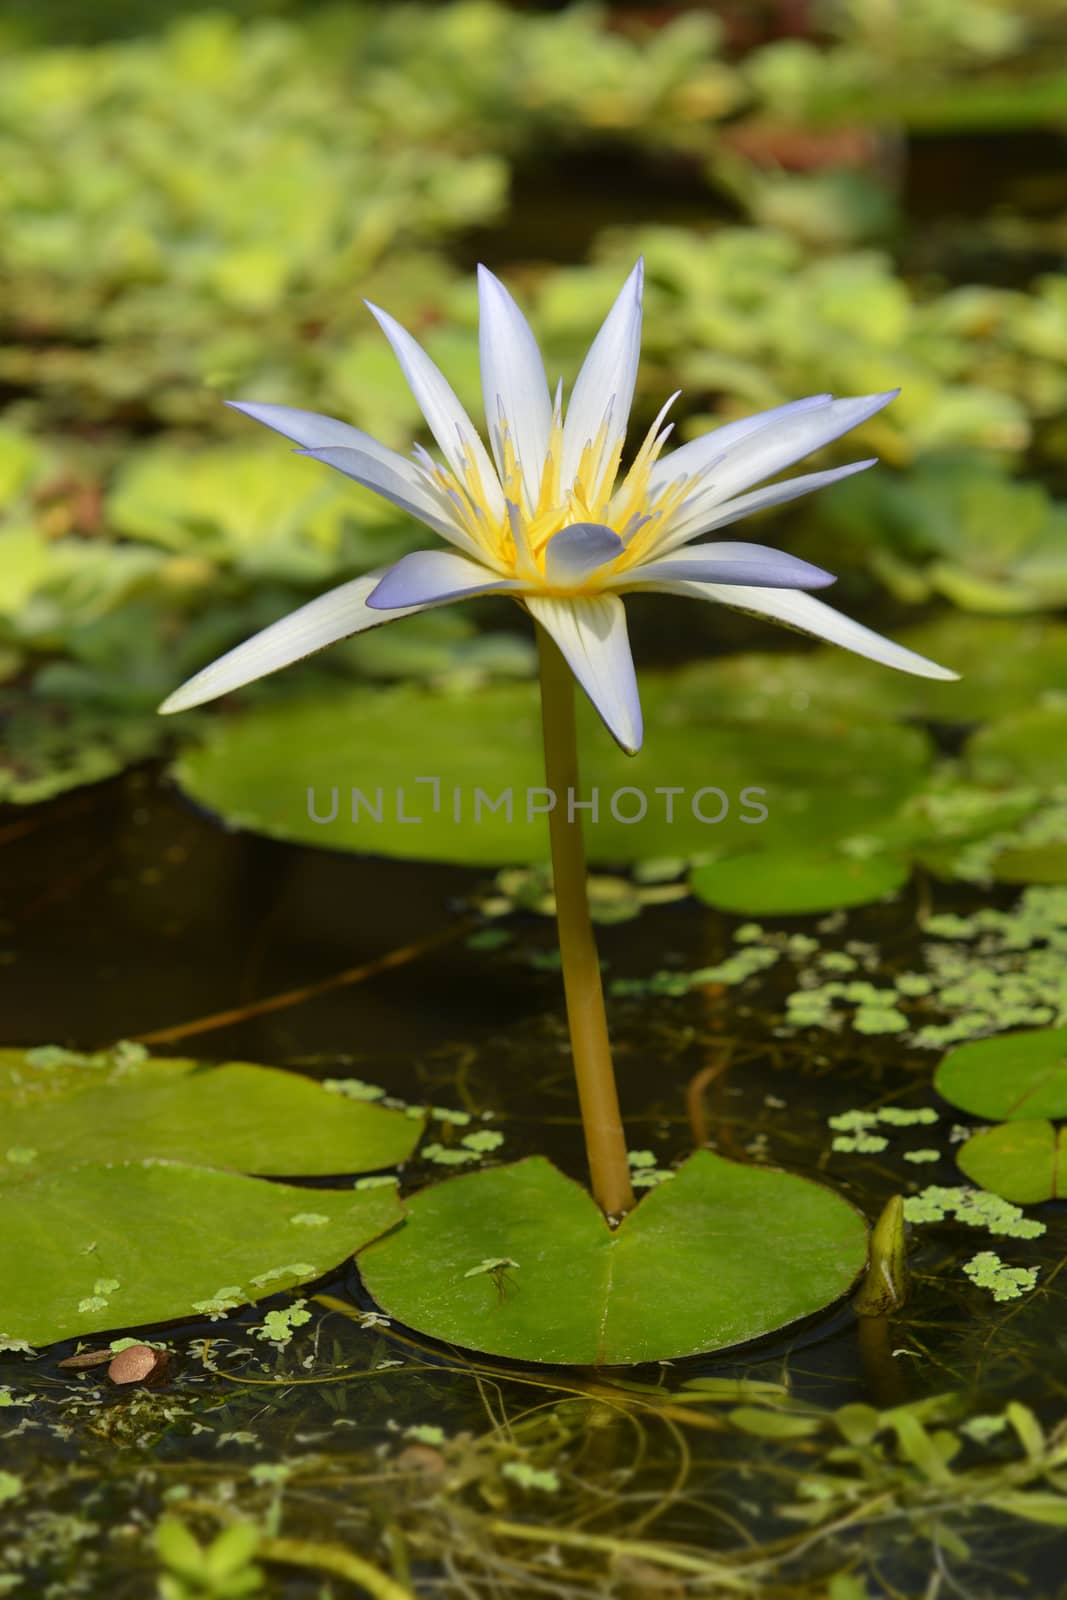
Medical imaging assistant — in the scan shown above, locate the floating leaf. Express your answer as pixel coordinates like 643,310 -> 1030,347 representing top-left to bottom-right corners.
690,849 -> 908,916
956,1120 -> 1065,1205
357,1153 -> 867,1364
0,1048 -> 423,1180
173,675 -> 930,867
962,1250 -> 1040,1302
0,1160 -> 401,1347
817,459 -> 1067,614
935,1029 -> 1067,1121
965,705 -> 1067,789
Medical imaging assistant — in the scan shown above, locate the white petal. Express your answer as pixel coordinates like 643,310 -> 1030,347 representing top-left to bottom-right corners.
638,580 -> 959,680
679,392 -> 897,510
625,541 -> 834,589
365,301 -> 504,521
227,400 -> 408,466
526,593 -> 643,754
368,549 -> 520,609
477,265 -> 552,511
542,522 -> 624,587
561,259 -> 644,489
654,459 -> 876,555
158,571 -> 432,714
647,394 -> 832,496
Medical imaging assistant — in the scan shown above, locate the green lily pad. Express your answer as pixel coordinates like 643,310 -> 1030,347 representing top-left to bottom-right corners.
934,1029 -> 1067,1121
173,674 -> 930,867
357,1153 -> 868,1364
956,1121 -> 1065,1205
0,1047 -> 422,1179
0,1160 -> 401,1347
965,704 -> 1067,788
818,459 -> 1067,615
690,849 -> 908,916
0,1044 -> 416,1346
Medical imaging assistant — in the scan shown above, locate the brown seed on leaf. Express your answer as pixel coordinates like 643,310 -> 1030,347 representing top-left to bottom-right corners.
107,1345 -> 167,1385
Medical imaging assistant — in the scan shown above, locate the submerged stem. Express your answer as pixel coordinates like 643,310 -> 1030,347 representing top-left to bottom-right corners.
536,625 -> 634,1219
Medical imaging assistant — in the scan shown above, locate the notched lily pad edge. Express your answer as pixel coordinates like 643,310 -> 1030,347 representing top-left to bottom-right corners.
356,1151 -> 871,1366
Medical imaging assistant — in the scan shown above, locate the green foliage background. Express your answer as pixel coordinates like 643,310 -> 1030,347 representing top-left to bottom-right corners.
1,0 -> 1065,805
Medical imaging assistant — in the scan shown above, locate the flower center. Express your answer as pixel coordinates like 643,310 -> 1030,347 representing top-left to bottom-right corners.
413,391 -> 695,590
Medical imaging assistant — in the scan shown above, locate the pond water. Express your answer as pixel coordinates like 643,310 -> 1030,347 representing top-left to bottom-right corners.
3,755 -> 1066,1597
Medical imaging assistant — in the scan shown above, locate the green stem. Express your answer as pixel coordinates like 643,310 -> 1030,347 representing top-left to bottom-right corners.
536,625 -> 634,1219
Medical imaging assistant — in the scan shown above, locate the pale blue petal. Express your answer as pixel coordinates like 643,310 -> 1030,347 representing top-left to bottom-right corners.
543,522 -> 624,587
638,580 -> 959,680
477,265 -> 552,511
561,259 -> 644,489
655,459 -> 875,554
626,541 -> 834,590
367,550 -> 518,610
526,593 -> 643,754
227,400 -> 402,463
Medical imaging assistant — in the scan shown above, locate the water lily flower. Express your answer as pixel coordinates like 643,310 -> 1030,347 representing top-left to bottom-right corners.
160,259 -> 956,747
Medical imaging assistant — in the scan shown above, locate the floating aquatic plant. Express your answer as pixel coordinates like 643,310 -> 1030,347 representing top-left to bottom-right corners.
0,1046 -> 418,1346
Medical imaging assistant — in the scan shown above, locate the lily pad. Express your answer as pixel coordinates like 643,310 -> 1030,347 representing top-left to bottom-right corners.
0,1047 -> 422,1179
690,849 -> 909,916
357,1153 -> 868,1364
173,674 -> 930,866
956,1121 -> 1065,1206
817,459 -> 1067,614
934,1029 -> 1067,1121
965,704 -> 1067,788
0,1160 -> 401,1347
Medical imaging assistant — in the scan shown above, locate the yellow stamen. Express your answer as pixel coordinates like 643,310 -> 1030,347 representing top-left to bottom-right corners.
615,474 -> 695,569
412,387 -> 692,590
591,434 -> 625,517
